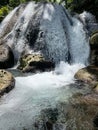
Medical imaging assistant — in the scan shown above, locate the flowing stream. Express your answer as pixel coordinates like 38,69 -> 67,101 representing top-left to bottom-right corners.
0,62 -> 87,130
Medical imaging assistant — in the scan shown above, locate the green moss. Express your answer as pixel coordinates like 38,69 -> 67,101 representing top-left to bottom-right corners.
18,54 -> 44,71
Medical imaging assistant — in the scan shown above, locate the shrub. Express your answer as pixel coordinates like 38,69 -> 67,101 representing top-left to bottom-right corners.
0,6 -> 9,22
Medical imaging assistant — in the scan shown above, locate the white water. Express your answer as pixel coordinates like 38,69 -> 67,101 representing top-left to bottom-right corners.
0,62 -> 85,130
39,4 -> 90,65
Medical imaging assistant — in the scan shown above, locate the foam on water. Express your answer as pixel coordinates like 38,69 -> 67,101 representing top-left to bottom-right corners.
0,62 -> 85,130
16,62 -> 84,89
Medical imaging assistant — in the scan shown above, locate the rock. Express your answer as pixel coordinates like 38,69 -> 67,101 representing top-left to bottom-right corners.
0,44 -> 14,69
64,93 -> 98,130
71,93 -> 98,106
75,65 -> 98,93
33,108 -> 58,130
90,32 -> 98,65
93,84 -> 98,93
90,49 -> 98,66
79,12 -> 98,35
75,66 -> 97,84
0,69 -> 15,96
90,32 -> 98,47
17,54 -> 55,72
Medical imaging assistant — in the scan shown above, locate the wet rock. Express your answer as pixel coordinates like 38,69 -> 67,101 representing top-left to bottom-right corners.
90,32 -> 98,65
94,84 -> 98,94
90,49 -> 98,66
71,93 -> 98,106
90,32 -> 98,46
17,54 -> 55,72
63,93 -> 98,130
0,44 -> 14,69
0,70 -> 15,96
33,108 -> 58,130
75,65 -> 97,84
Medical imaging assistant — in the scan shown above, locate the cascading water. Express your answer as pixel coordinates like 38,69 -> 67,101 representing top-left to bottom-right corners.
0,2 -> 92,130
0,2 -> 90,64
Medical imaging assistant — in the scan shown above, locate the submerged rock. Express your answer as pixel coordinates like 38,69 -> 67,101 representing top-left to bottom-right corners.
18,53 -> 55,72
0,70 -> 15,96
0,44 -> 14,69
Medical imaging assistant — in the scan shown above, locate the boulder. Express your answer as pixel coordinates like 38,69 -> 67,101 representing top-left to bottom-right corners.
74,65 -> 98,93
74,65 -> 97,84
0,69 -> 15,96
17,54 -> 55,72
0,44 -> 14,69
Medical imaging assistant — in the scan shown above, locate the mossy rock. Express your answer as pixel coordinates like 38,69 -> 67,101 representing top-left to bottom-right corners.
0,70 -> 15,96
18,54 -> 55,72
90,32 -> 98,46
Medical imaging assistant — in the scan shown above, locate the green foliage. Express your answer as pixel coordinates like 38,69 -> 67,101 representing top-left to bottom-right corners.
9,0 -> 22,7
0,6 -> 9,22
9,0 -> 32,7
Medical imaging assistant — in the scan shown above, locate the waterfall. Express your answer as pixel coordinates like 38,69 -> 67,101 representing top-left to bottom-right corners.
0,2 -> 91,130
0,2 -> 90,65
